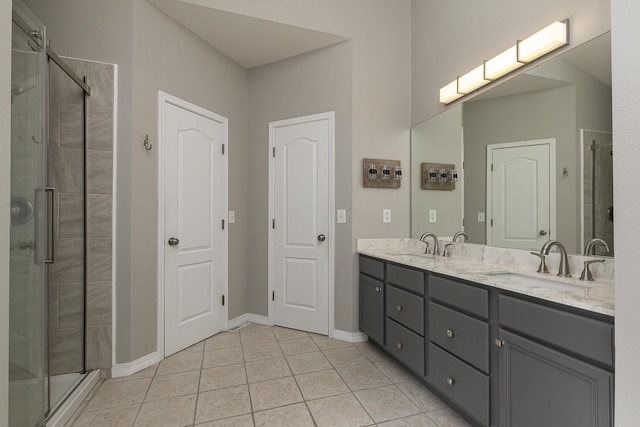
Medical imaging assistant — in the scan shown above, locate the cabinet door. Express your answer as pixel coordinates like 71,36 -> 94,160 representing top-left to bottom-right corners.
499,329 -> 613,427
359,274 -> 384,345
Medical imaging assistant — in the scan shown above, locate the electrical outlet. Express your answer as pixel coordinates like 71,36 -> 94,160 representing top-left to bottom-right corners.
337,209 -> 346,223
228,211 -> 235,223
429,210 -> 437,223
383,209 -> 391,223
478,212 -> 485,223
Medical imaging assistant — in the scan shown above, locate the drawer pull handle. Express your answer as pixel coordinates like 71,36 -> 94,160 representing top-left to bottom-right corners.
375,286 -> 381,292
446,329 -> 455,338
396,305 -> 403,312
446,377 -> 455,386
396,342 -> 403,349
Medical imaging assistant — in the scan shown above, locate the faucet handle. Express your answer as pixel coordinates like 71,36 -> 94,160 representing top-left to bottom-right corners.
423,241 -> 430,254
530,252 -> 549,274
580,259 -> 606,281
442,243 -> 454,257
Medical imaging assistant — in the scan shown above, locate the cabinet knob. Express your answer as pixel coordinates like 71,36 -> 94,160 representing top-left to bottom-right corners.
446,329 -> 455,338
396,342 -> 403,349
396,305 -> 403,312
375,286 -> 381,292
446,377 -> 455,386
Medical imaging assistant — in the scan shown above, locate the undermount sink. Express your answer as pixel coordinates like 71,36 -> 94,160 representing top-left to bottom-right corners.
484,272 -> 588,292
390,252 -> 438,260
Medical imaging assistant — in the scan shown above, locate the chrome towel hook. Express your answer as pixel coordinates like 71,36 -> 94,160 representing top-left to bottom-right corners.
142,134 -> 152,151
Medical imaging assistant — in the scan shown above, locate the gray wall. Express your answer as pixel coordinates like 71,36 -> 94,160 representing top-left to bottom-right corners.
247,42 -> 353,326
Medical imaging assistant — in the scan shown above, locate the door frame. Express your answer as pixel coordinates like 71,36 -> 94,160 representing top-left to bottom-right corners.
486,138 -> 556,246
267,111 -> 336,337
156,91 -> 228,359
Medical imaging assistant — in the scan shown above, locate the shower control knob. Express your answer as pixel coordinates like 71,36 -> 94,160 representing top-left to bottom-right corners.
168,237 -> 180,246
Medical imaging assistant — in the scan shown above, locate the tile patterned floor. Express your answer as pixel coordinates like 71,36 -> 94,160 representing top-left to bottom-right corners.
67,323 -> 472,426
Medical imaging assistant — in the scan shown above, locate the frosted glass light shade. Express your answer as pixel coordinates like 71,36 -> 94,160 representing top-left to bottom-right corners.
458,65 -> 489,94
439,80 -> 463,104
484,45 -> 524,80
517,21 -> 568,63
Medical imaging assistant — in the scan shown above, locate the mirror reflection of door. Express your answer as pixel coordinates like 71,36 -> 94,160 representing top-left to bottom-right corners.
487,139 -> 556,250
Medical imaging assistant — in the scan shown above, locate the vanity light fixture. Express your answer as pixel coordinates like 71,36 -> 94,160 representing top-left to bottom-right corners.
439,19 -> 569,104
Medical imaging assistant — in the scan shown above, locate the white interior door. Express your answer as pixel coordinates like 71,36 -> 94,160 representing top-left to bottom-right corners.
270,112 -> 333,336
487,139 -> 555,250
160,92 -> 227,357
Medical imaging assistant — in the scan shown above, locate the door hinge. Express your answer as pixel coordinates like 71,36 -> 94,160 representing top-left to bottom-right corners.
222,295 -> 225,306
462,218 -> 465,227
222,219 -> 225,230
272,219 -> 275,229
490,218 -> 494,226
272,147 -> 275,157
272,291 -> 275,301
462,161 -> 465,170
222,144 -> 225,155
491,163 -> 494,172
495,338 -> 504,348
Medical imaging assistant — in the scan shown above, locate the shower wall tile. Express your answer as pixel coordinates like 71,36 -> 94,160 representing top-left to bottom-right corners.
50,60 -> 85,105
48,147 -> 85,193
88,62 -> 115,108
49,237 -> 84,284
87,105 -> 114,151
87,149 -> 113,194
49,284 -> 59,330
88,194 -> 112,238
60,102 -> 85,149
49,101 -> 60,148
86,282 -> 112,327
58,193 -> 84,238
88,239 -> 112,283
49,327 -> 84,375
86,325 -> 112,370
58,282 -> 85,329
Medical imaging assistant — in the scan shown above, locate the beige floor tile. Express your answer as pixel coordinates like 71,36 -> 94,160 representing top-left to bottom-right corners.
200,363 -> 247,392
310,334 -> 353,350
195,385 -> 251,424
337,363 -> 391,391
245,357 -> 292,383
295,369 -> 350,400
306,393 -> 373,427
240,330 -> 276,346
249,376 -> 303,412
374,359 -> 415,384
378,414 -> 438,427
286,351 -> 332,375
323,347 -> 369,368
202,347 -> 244,368
425,407 -> 473,427
85,377 -> 152,411
253,402 -> 314,427
353,342 -> 389,363
107,364 -> 158,383
195,414 -> 254,426
145,370 -> 200,401
72,404 -> 139,426
272,326 -> 309,341
278,337 -> 320,356
181,341 -> 205,353
204,332 -> 241,351
242,342 -> 283,362
157,351 -> 203,376
134,394 -> 196,426
396,378 -> 448,412
354,385 -> 421,423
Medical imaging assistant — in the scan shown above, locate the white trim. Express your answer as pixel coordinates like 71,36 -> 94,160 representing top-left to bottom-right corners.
46,370 -> 100,427
579,129 -> 586,252
486,138 -> 556,246
111,352 -> 161,378
111,63 -> 118,368
333,329 -> 368,343
156,91 -> 229,360
227,313 -> 271,330
267,112 -> 336,338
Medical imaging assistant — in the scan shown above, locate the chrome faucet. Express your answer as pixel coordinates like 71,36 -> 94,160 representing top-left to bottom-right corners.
419,232 -> 439,255
540,240 -> 571,277
452,231 -> 470,242
584,238 -> 610,256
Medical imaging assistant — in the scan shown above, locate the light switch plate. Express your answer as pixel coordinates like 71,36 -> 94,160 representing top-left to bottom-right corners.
337,209 -> 346,223
383,209 -> 391,223
429,210 -> 437,222
477,212 -> 485,223
228,211 -> 235,224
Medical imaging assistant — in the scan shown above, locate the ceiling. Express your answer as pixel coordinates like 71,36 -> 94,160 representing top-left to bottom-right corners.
147,0 -> 349,69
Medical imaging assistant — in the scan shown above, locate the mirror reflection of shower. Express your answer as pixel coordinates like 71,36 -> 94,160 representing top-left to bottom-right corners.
582,129 -> 614,257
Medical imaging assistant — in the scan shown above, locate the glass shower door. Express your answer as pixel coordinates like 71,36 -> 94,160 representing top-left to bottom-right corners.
10,4 -> 48,426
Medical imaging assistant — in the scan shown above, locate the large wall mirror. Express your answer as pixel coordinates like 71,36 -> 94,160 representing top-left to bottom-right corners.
411,32 -> 612,257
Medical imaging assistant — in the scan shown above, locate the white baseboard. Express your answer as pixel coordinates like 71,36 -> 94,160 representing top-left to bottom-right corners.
333,329 -> 368,343
111,351 -> 161,378
46,370 -> 100,427
227,313 -> 271,330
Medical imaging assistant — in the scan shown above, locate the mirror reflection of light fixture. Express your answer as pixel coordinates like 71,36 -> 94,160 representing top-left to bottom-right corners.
439,19 -> 569,104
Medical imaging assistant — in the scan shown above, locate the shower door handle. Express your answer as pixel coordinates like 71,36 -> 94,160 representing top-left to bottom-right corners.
45,187 -> 55,264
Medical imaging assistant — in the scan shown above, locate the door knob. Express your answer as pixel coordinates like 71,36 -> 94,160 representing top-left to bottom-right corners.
168,237 -> 180,246
317,234 -> 326,242
539,230 -> 547,236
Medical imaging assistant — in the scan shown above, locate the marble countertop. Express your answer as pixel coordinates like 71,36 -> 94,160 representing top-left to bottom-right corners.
358,239 -> 614,317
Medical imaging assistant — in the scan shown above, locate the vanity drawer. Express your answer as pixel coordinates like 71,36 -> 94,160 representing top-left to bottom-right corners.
359,255 -> 384,280
429,343 -> 489,426
387,263 -> 425,295
428,301 -> 490,373
429,275 -> 488,319
385,319 -> 425,375
499,294 -> 614,367
386,285 -> 424,335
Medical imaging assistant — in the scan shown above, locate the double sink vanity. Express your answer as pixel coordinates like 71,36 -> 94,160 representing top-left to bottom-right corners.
358,238 -> 614,427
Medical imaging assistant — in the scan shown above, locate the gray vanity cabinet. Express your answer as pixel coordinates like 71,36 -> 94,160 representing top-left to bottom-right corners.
358,256 -> 385,346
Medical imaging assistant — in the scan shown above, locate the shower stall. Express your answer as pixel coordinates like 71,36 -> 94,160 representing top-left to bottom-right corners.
10,1 -> 101,425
